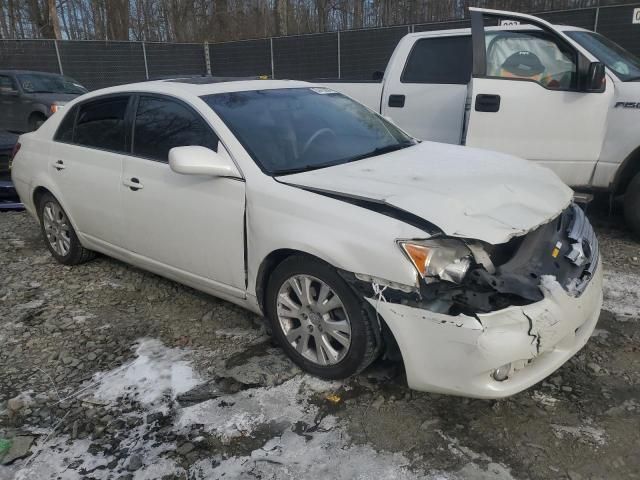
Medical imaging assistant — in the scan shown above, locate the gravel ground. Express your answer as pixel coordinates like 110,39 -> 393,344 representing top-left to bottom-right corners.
0,206 -> 638,480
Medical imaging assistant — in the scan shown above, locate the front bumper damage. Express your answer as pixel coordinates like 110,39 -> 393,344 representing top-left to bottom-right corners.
361,204 -> 603,398
367,261 -> 601,398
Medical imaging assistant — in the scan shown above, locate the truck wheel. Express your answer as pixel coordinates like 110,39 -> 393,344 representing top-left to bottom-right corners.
28,113 -> 46,132
265,255 -> 380,379
38,192 -> 96,265
624,171 -> 640,239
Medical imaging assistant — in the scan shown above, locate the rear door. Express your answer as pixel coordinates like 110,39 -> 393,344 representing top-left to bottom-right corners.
121,94 -> 246,293
381,33 -> 472,144
49,95 -> 130,247
464,9 -> 613,187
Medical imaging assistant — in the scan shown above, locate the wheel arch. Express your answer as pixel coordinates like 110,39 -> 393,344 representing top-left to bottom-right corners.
254,247 -> 397,360
612,145 -> 640,196
255,248 -> 327,315
31,184 -> 81,235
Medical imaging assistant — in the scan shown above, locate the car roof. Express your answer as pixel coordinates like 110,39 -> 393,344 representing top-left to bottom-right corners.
78,78 -> 315,100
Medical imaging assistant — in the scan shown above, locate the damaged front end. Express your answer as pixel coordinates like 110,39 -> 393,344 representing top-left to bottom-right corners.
348,203 -> 599,316
342,204 -> 603,398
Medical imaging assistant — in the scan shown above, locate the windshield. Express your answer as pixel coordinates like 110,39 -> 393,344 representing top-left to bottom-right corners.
17,73 -> 88,94
567,31 -> 640,82
202,87 -> 413,175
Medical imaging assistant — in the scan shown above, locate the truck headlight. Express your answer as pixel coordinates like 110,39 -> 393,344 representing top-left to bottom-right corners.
400,239 -> 472,283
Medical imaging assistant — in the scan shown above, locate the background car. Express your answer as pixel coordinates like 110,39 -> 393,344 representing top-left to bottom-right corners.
0,69 -> 87,133
0,129 -> 21,210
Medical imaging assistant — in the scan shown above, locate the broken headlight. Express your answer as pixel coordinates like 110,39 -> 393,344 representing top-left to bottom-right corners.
399,239 -> 472,284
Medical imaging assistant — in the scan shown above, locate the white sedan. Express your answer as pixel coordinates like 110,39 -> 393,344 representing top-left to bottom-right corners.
10,79 -> 602,398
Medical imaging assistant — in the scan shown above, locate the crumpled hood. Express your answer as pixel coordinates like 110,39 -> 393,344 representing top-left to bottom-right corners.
278,141 -> 573,245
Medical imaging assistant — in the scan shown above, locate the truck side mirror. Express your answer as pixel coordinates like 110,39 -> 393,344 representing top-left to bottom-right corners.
582,62 -> 606,93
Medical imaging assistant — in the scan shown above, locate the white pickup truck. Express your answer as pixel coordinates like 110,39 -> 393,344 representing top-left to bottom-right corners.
323,8 -> 640,235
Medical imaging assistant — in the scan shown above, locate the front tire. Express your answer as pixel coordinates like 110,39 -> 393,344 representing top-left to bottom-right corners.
624,171 -> 640,239
265,255 -> 379,379
37,193 -> 95,265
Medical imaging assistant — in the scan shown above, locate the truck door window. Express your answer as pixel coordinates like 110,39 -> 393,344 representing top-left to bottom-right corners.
0,75 -> 17,94
401,36 -> 472,84
485,31 -> 577,90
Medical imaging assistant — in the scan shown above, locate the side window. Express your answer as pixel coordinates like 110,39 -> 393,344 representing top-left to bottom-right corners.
402,36 -> 472,84
0,75 -> 18,93
75,96 -> 129,152
54,106 -> 77,143
133,96 -> 218,163
485,31 -> 577,90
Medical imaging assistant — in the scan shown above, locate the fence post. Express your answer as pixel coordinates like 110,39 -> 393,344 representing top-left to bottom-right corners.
337,31 -> 341,79
594,6 -> 600,32
54,40 -> 64,75
141,42 -> 149,80
204,41 -> 212,75
270,37 -> 275,79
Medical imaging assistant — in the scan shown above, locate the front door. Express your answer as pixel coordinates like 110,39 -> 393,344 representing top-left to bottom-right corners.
464,9 -> 613,187
121,94 -> 246,292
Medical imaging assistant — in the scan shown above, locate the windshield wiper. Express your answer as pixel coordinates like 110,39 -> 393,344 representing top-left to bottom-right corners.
274,142 -> 415,176
343,142 -> 415,163
28,90 -> 58,93
624,75 -> 640,82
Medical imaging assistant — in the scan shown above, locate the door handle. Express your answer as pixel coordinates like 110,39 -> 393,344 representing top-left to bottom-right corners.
52,160 -> 65,171
388,94 -> 405,108
123,177 -> 143,191
475,94 -> 501,113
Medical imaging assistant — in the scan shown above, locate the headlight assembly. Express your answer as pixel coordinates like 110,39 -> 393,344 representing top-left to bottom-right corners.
399,239 -> 472,283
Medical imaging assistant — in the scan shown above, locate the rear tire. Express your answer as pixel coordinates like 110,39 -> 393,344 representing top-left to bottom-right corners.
624,172 -> 640,239
37,192 -> 95,265
265,255 -> 380,379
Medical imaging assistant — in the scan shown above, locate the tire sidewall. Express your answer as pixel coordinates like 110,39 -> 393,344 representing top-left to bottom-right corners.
624,173 -> 640,239
265,256 -> 371,379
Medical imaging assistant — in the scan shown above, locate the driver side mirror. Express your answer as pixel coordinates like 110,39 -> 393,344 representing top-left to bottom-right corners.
169,146 -> 241,178
581,62 -> 606,93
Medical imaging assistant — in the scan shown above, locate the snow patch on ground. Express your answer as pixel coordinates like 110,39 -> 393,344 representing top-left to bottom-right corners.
602,269 -> 639,320
532,391 -> 560,408
177,376 -> 333,440
551,422 -> 607,447
13,436 -> 112,480
90,338 -> 202,409
193,422 -> 440,480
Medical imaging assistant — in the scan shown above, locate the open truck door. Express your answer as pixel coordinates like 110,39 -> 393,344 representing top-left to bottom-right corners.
464,8 -> 613,187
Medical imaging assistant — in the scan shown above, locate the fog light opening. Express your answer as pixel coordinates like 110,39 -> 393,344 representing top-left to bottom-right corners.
492,363 -> 512,382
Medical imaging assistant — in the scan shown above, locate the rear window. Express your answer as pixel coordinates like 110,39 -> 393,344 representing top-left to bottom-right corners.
74,96 -> 129,152
54,106 -> 77,143
402,36 -> 472,84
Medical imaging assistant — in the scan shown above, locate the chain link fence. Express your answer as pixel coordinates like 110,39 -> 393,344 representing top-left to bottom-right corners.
1,3 -> 639,90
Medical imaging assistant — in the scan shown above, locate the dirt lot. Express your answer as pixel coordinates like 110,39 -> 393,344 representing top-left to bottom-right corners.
0,205 -> 638,480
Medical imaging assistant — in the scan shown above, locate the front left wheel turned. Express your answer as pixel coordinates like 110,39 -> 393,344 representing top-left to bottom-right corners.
37,192 -> 95,265
265,255 -> 380,379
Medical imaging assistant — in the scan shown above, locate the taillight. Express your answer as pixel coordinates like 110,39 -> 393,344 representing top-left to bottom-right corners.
10,142 -> 21,165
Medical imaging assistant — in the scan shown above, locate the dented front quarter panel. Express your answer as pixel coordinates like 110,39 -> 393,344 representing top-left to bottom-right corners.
367,259 -> 603,399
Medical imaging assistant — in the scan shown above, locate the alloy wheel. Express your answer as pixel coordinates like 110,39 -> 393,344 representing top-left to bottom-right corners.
42,201 -> 71,257
276,274 -> 352,366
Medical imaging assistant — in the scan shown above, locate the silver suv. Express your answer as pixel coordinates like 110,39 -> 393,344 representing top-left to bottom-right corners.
0,70 -> 87,132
